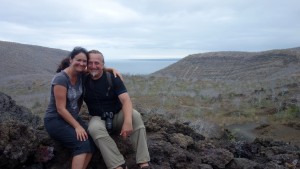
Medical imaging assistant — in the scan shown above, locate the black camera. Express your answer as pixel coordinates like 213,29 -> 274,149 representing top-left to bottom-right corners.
102,112 -> 114,134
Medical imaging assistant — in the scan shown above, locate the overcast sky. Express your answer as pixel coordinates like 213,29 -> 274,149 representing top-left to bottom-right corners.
0,0 -> 299,59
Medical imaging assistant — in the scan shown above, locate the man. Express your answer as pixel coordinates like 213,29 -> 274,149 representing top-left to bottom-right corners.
83,50 -> 150,169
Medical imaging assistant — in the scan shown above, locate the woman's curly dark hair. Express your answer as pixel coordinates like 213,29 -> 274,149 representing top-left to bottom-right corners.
56,47 -> 88,73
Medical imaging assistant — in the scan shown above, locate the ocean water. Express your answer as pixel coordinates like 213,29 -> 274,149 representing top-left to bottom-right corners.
105,59 -> 180,75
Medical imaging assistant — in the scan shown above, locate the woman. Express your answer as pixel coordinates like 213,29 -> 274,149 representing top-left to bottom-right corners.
44,47 -> 120,169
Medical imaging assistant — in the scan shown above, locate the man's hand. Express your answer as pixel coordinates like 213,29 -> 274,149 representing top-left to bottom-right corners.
120,122 -> 133,139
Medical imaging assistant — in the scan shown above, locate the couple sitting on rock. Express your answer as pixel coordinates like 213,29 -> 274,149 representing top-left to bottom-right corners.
44,47 -> 150,169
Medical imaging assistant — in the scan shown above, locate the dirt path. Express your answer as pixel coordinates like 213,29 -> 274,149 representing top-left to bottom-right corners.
226,123 -> 260,142
226,123 -> 300,147
254,124 -> 300,147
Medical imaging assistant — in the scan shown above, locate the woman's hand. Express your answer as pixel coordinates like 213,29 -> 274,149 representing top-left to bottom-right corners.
112,68 -> 124,81
105,67 -> 124,81
75,125 -> 88,141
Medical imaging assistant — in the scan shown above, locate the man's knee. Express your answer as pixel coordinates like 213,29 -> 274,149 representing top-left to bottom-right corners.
132,110 -> 145,130
132,110 -> 142,120
88,117 -> 108,138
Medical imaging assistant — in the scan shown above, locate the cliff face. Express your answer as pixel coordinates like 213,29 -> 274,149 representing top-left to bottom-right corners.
1,92 -> 299,169
152,49 -> 300,81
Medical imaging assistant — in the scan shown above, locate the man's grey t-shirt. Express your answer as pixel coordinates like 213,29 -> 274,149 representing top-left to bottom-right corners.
44,71 -> 83,119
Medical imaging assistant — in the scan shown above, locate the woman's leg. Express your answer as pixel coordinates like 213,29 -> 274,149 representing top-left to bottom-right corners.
72,153 -> 88,169
83,153 -> 93,169
45,117 -> 95,169
71,153 -> 94,169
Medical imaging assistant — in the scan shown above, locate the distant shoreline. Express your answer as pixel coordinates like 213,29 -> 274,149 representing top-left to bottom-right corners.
107,58 -> 181,62
105,59 -> 179,75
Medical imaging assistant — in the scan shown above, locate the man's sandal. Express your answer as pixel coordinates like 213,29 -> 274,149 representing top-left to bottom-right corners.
140,166 -> 150,169
139,163 -> 151,169
117,163 -> 127,169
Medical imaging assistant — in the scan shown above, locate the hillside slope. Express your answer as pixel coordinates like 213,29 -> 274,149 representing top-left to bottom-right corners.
152,48 -> 300,81
1,40 -> 300,82
0,40 -> 68,79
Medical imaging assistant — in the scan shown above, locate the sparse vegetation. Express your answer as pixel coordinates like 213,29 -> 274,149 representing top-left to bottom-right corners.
1,41 -> 300,141
121,71 -> 300,128
2,70 -> 300,128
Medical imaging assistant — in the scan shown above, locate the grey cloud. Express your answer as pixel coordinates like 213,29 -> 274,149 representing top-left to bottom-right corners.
0,0 -> 300,59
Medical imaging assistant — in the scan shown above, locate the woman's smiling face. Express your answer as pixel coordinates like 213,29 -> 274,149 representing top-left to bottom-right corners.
70,52 -> 88,73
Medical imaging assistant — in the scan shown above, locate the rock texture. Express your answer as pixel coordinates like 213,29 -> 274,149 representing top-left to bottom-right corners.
0,92 -> 300,169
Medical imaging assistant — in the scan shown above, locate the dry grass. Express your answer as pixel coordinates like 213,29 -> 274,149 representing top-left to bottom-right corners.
1,72 -> 300,129
125,74 -> 300,125
1,41 -> 300,130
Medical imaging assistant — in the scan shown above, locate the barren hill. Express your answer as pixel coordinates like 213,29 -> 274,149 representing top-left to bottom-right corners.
0,40 -> 68,79
152,48 -> 300,81
1,40 -> 300,83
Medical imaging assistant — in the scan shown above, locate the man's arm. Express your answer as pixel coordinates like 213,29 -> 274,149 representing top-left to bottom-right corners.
118,92 -> 133,139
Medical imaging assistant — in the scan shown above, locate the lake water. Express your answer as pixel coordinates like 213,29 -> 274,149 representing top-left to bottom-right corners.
105,59 -> 180,75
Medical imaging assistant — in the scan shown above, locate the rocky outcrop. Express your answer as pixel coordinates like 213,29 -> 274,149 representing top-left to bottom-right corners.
0,92 -> 299,169
0,92 -> 40,127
